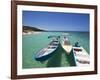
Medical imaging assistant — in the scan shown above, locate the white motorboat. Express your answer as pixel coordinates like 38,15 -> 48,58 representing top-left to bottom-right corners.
73,43 -> 90,66
61,34 -> 72,54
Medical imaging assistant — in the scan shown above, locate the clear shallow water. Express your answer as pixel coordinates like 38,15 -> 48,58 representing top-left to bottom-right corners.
22,32 -> 89,69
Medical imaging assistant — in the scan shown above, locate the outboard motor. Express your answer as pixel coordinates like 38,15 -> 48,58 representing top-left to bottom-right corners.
74,42 -> 80,47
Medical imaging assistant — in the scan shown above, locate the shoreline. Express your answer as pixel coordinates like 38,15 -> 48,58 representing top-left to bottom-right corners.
22,31 -> 42,35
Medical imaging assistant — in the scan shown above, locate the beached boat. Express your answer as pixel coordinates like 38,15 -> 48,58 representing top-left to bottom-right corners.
61,34 -> 72,54
73,42 -> 90,66
35,37 -> 60,61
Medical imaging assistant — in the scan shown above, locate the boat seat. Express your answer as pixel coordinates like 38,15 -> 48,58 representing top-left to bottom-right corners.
74,48 -> 82,51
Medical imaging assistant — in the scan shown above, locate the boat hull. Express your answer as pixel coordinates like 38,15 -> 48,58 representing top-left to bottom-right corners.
35,48 -> 58,61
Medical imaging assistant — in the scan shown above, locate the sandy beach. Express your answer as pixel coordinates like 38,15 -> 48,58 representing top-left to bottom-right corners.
22,31 -> 42,35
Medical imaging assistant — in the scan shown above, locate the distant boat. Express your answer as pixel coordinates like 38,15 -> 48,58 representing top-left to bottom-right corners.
61,34 -> 72,54
73,42 -> 90,66
35,37 -> 60,61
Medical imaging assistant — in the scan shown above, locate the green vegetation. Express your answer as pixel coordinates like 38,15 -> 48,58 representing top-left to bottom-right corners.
23,26 -> 44,33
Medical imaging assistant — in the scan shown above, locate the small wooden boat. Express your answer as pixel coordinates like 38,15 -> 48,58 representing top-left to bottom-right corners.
61,35 -> 72,54
73,42 -> 90,66
35,38 -> 60,61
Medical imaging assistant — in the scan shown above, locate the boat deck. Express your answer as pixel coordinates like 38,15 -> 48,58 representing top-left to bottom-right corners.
62,45 -> 72,54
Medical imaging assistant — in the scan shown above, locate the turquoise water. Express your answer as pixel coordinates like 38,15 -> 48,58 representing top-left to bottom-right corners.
22,32 -> 89,69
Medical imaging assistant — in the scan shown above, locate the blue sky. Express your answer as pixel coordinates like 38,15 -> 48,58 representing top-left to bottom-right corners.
22,11 -> 89,32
